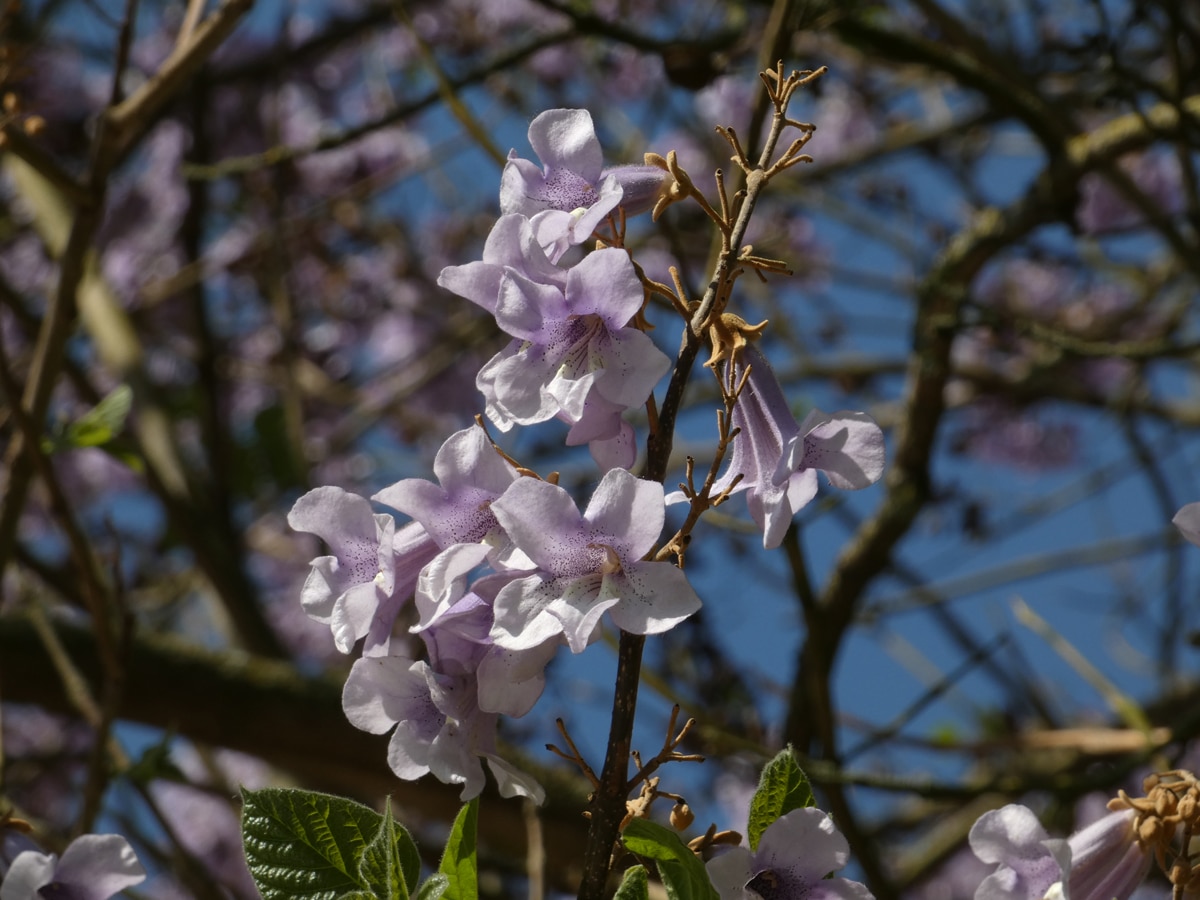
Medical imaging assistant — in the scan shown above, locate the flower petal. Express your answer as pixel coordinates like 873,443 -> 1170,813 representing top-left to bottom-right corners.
706,847 -> 756,900
758,808 -> 850,877
491,574 -> 572,650
287,485 -> 377,547
584,467 -> 664,558
1,851 -> 57,900
565,247 -> 644,328
970,805 -> 1069,900
342,655 -> 428,734
53,834 -> 147,898
477,342 -> 560,429
527,109 -> 604,184
492,478 -> 588,575
477,640 -> 558,716
548,573 -> 613,653
1174,501 -> 1200,548
485,754 -> 546,804
604,562 -> 701,636
789,410 -> 886,490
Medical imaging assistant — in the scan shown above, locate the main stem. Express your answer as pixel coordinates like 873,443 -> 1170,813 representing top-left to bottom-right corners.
577,300 -> 709,900
575,72 -> 803,900
577,631 -> 646,900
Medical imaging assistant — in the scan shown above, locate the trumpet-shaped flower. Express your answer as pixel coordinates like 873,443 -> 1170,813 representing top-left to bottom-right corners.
706,808 -> 873,900
438,216 -> 667,466
969,804 -> 1150,900
341,653 -> 544,803
289,487 -> 439,655
474,246 -> 668,460
438,214 -> 567,311
372,425 -> 520,556
697,344 -> 885,549
413,553 -> 559,716
500,108 -> 666,251
0,834 -> 146,900
489,467 -> 701,653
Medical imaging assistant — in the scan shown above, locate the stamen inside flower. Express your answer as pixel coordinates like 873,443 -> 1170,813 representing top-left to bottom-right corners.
589,542 -> 623,574
746,869 -> 783,900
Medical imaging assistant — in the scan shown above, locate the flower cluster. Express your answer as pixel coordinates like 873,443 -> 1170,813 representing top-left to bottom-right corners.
288,106 -> 886,804
289,110 -> 700,801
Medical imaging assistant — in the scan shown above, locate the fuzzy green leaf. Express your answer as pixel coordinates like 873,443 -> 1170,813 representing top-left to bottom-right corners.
614,865 -> 650,900
357,801 -> 420,900
746,746 -> 814,851
438,799 -> 479,900
414,874 -> 450,900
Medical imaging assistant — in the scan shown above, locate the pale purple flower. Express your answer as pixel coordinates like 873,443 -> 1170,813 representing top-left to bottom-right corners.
413,543 -> 558,716
371,425 -> 519,553
0,834 -> 146,900
438,214 -> 567,312
971,805 -> 1071,900
706,808 -> 873,900
970,805 -> 1150,900
685,344 -> 885,549
471,245 -> 668,465
341,653 -> 544,803
1174,502 -> 1200,547
489,467 -> 701,653
148,747 -> 267,898
1066,812 -> 1152,900
436,216 -> 668,468
500,108 -> 666,249
287,486 -> 438,655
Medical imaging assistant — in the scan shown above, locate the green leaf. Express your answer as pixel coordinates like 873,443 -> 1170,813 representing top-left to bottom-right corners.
357,802 -> 399,900
746,746 -> 814,851
621,818 -> 718,900
41,385 -> 134,454
438,799 -> 479,900
68,385 -> 134,449
242,787 -> 402,900
613,865 -> 650,900
394,811 -> 422,897
356,801 -> 420,900
414,874 -> 450,900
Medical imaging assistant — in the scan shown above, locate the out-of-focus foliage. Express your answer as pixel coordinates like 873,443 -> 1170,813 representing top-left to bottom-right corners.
2,0 -> 1200,897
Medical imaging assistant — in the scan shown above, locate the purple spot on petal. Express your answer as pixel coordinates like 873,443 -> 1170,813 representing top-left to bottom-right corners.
536,169 -> 600,211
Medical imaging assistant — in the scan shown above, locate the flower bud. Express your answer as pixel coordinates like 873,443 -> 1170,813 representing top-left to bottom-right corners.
1156,789 -> 1178,817
670,802 -> 695,831
1180,792 -> 1197,821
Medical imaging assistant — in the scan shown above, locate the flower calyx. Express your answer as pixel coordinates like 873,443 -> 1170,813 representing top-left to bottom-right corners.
645,150 -> 695,221
706,312 -> 769,369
